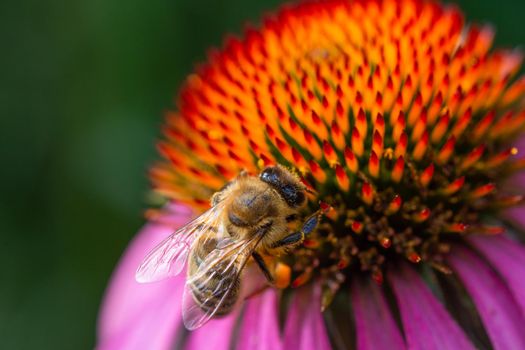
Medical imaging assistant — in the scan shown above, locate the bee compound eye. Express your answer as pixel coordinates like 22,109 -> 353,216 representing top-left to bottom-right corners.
295,189 -> 306,205
281,184 -> 295,198
260,166 -> 280,184
281,184 -> 305,207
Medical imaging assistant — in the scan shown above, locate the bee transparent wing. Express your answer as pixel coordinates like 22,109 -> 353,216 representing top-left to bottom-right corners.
135,203 -> 226,283
181,233 -> 264,330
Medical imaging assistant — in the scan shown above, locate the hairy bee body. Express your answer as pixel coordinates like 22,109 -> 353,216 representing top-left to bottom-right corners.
136,165 -> 325,329
186,165 -> 309,316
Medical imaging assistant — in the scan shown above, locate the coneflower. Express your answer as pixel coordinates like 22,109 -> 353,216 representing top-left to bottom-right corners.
97,0 -> 525,349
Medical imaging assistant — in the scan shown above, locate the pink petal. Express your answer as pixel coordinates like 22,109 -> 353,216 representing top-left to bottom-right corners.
184,313 -> 239,350
97,204 -> 193,350
97,283 -> 184,350
350,277 -> 405,350
448,245 -> 525,350
236,289 -> 282,350
283,284 -> 332,350
388,263 -> 475,350
468,235 -> 525,318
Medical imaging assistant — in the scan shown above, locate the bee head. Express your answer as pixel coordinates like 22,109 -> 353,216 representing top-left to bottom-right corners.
227,188 -> 273,227
259,165 -> 306,207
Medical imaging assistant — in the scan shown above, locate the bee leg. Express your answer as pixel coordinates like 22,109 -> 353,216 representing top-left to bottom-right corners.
270,210 -> 324,248
252,251 -> 274,283
270,231 -> 304,248
301,210 -> 323,236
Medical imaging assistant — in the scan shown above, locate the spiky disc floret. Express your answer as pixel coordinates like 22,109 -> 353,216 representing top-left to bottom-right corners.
151,0 -> 525,303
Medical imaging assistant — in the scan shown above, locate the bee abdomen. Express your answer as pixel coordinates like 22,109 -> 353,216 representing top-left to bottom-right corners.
188,241 -> 240,316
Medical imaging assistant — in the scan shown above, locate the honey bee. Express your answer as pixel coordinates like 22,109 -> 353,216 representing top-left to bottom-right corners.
136,165 -> 326,330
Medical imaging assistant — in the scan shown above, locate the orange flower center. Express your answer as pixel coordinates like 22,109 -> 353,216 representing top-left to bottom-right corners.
150,0 -> 525,305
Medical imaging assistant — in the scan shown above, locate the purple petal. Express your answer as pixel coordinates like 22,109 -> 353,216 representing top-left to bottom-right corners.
448,245 -> 525,350
468,235 -> 525,318
184,313 -> 239,350
283,284 -> 332,350
236,289 -> 282,350
350,277 -> 405,350
97,204 -> 192,350
388,263 -> 475,350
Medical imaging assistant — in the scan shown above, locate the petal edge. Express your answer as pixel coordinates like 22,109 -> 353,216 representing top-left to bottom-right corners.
388,263 -> 475,350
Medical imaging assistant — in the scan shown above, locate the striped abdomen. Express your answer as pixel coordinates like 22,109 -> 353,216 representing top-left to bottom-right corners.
187,237 -> 240,316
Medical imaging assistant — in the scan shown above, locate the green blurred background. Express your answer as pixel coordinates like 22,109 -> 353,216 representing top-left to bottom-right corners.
1,0 -> 523,348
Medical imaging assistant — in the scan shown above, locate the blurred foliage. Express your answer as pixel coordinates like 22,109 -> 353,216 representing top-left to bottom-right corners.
0,0 -> 523,348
